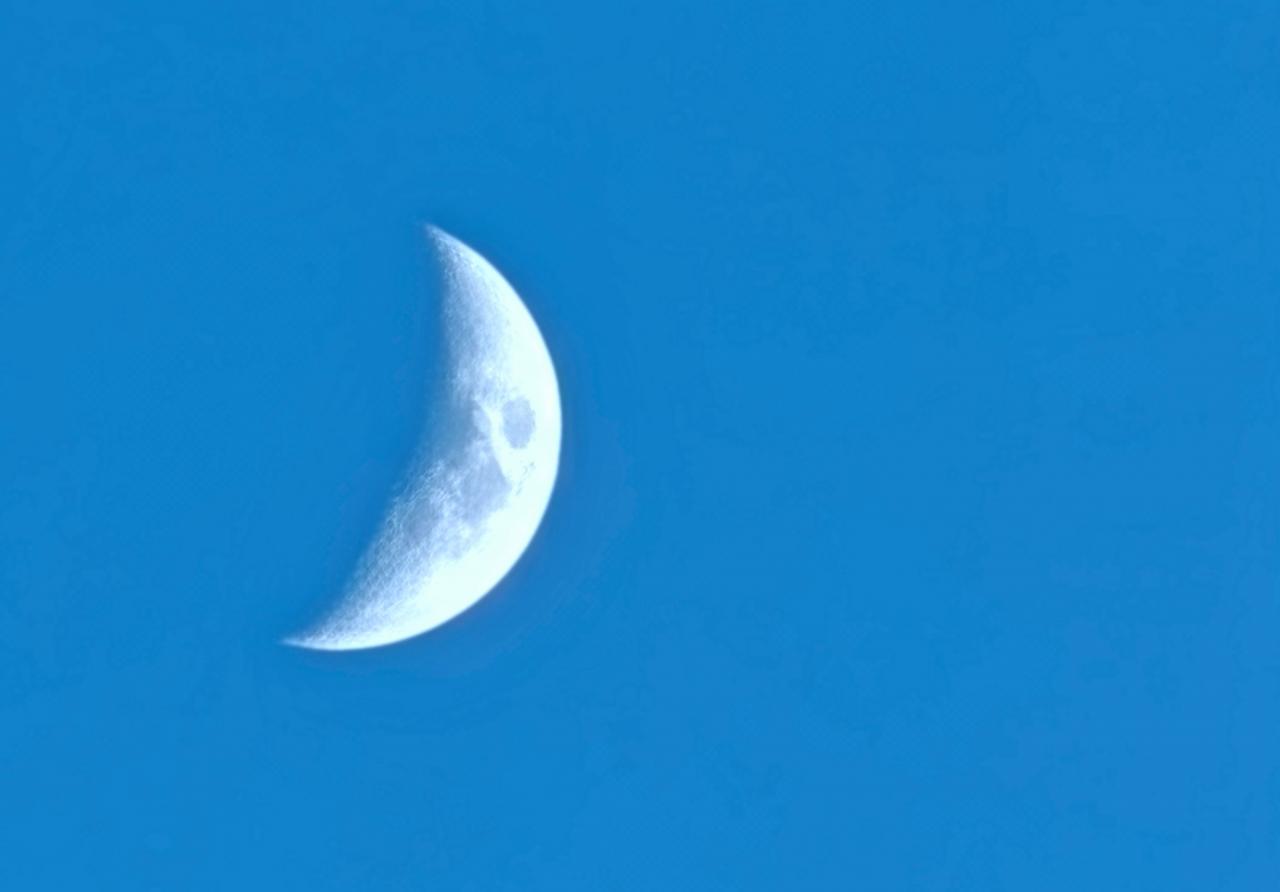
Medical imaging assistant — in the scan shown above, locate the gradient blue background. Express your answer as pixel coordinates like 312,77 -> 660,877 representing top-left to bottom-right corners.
1,2 -> 1276,888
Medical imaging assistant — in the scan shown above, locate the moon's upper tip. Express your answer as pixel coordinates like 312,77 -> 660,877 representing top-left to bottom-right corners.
422,223 -> 455,246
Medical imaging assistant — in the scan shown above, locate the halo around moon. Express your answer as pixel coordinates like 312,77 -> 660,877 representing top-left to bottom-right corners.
284,226 -> 562,651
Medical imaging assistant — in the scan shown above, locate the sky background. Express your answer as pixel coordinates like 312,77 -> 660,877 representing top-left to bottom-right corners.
1,1 -> 1277,888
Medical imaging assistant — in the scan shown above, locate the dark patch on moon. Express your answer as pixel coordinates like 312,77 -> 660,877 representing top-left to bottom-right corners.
502,397 -> 535,448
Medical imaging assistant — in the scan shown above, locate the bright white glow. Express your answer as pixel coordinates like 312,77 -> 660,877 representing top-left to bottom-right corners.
284,227 -> 562,651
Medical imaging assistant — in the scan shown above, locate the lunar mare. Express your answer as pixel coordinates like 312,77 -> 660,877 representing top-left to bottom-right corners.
285,227 -> 561,651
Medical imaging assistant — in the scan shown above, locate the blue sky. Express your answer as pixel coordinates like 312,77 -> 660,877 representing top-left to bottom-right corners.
1,1 -> 1277,888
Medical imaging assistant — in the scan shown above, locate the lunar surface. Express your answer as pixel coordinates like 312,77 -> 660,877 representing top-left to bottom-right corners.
285,226 -> 562,651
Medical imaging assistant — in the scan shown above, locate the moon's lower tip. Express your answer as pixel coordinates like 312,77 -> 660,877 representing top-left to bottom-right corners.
282,637 -> 342,653
279,632 -> 346,652
279,632 -> 409,653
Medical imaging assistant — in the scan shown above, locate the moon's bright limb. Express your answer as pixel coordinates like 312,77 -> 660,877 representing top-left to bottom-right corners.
285,226 -> 562,651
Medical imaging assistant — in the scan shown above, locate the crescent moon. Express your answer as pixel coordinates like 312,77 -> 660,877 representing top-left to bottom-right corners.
285,226 -> 562,651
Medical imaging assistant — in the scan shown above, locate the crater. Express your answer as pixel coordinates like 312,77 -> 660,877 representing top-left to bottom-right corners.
501,397 -> 535,448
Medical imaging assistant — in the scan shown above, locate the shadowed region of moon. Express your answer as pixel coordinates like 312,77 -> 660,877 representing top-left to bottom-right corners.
283,227 -> 562,651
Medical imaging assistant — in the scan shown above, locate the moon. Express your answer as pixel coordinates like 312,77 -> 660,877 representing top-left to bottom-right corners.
285,226 -> 562,651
